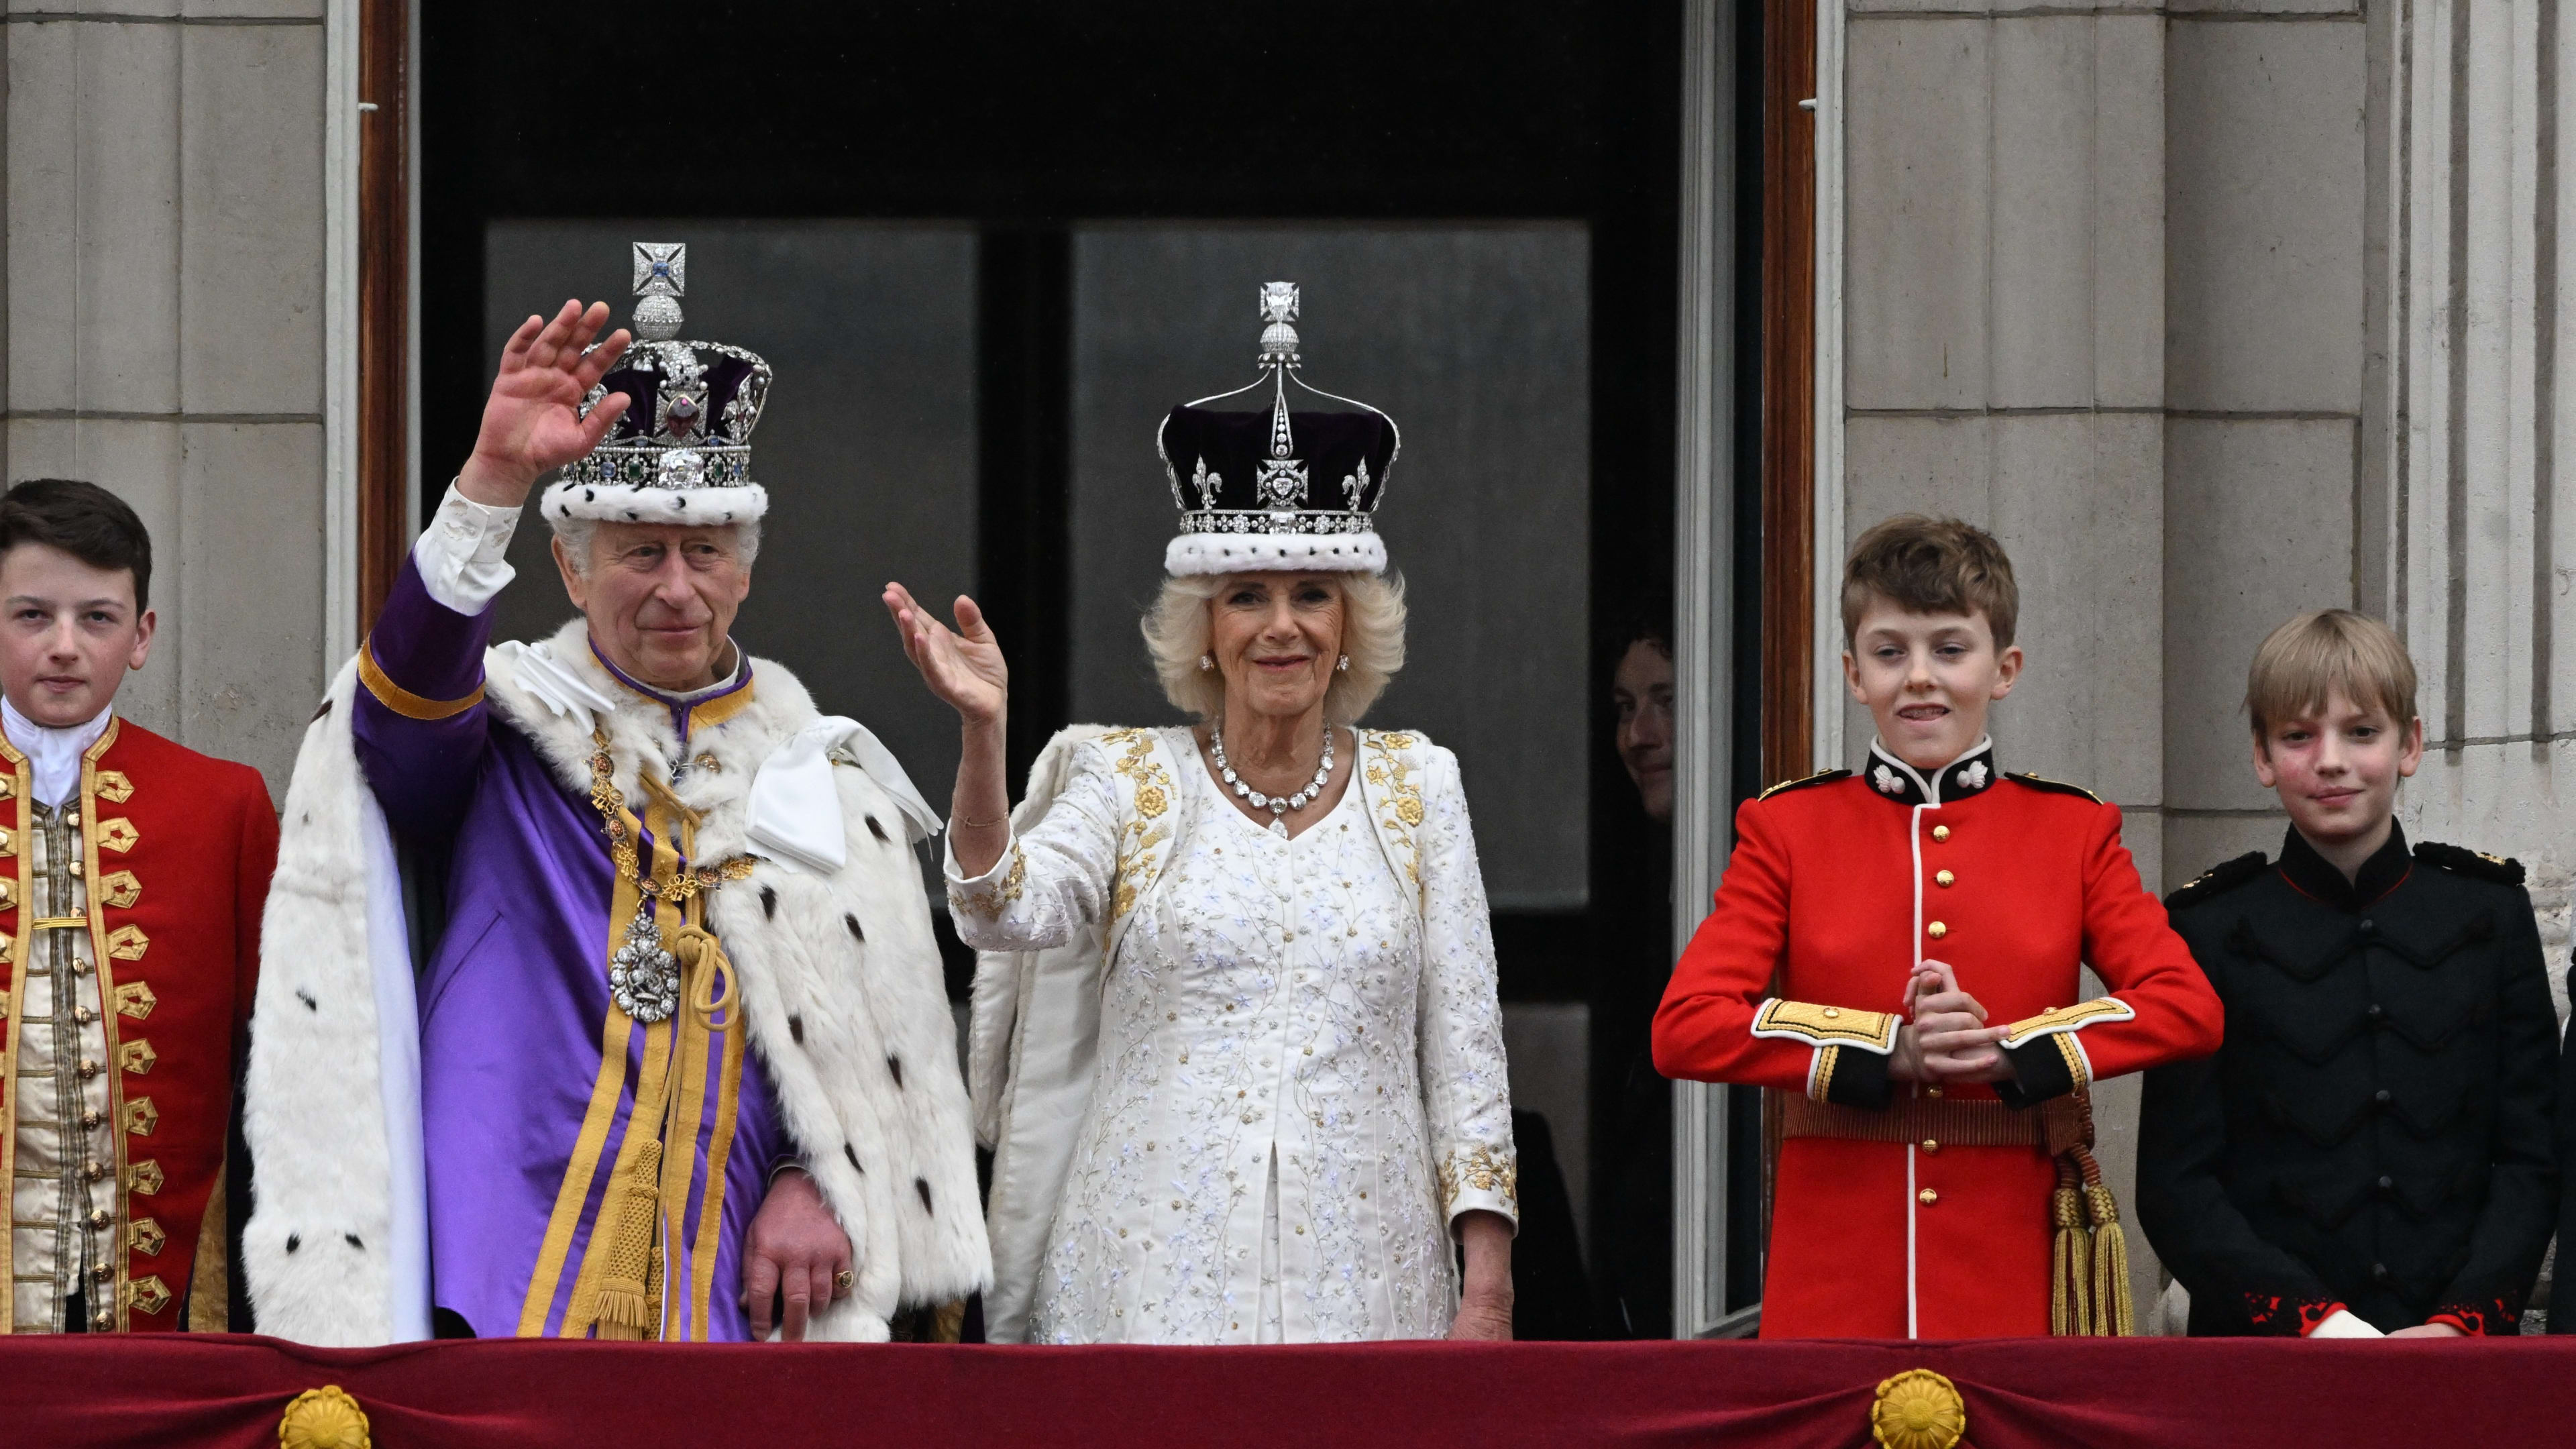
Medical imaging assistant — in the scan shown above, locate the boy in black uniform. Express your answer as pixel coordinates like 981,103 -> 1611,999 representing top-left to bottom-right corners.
2139,609 -> 2556,1338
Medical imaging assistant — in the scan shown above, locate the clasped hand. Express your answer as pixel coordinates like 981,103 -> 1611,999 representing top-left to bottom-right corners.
1890,960 -> 2015,1085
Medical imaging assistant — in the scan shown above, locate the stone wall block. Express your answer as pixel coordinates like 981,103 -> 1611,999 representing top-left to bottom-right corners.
181,0 -> 325,15
180,21 -> 326,415
9,20 -> 80,413
2403,745 -> 2575,1018
2092,15 -> 2165,408
178,421 -> 321,792
2166,19 -> 2367,413
1989,17 -> 2096,410
2165,0 -> 2358,13
6,1 -> 181,14
2162,417 -> 2356,812
1842,415 -> 1995,759
2118,806 -> 2165,895
4,419 -> 184,735
72,21 -> 184,413
2163,812 -> 2288,890
1846,17 -> 1991,411
1985,414 -> 2163,803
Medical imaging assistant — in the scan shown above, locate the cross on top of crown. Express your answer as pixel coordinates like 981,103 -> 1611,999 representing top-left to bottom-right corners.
633,242 -> 686,298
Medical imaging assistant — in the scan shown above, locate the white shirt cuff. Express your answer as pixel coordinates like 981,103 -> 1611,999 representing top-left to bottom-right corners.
2308,1309 -> 2383,1338
942,826 -> 1019,891
412,481 -> 523,615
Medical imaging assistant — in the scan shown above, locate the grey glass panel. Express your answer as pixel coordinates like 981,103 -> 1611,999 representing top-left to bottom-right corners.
1070,226 -> 1591,908
481,221 -> 977,795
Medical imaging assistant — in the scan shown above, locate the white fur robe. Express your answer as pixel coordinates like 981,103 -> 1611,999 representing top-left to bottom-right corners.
244,621 -> 988,1344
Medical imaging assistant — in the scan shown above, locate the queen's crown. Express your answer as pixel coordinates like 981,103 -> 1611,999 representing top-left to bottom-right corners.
1157,282 -> 1400,547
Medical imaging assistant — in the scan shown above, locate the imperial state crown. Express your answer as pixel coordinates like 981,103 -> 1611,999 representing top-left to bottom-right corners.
546,241 -> 773,527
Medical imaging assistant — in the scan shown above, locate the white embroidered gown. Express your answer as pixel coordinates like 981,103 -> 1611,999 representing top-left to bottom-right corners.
947,730 -> 1517,1343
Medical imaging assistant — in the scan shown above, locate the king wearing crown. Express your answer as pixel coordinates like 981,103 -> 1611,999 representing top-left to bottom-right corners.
244,247 -> 988,1344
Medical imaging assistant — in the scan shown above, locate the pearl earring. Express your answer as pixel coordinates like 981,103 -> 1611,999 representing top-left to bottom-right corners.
1336,655 -> 1350,672
1199,653 -> 1215,672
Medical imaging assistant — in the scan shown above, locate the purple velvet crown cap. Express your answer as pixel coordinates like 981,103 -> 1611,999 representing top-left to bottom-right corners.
1158,407 -> 1397,517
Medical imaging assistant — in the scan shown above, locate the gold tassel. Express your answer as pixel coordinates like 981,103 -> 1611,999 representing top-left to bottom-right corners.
2049,1156 -> 2090,1336
2083,1173 -> 2136,1337
590,1138 -> 665,1339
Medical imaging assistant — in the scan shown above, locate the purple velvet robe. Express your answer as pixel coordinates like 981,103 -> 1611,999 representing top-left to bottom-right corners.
354,555 -> 788,1340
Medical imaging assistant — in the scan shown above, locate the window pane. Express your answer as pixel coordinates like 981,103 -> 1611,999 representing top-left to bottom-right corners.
480,221 -> 979,790
1068,225 -> 1593,908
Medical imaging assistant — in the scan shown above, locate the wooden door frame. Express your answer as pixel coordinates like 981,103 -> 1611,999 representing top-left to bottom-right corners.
356,0 -> 411,635
1761,0 -> 1818,789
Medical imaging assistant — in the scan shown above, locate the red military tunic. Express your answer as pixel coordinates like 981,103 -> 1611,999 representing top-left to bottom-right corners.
1654,739 -> 2222,1338
0,717 -> 276,1332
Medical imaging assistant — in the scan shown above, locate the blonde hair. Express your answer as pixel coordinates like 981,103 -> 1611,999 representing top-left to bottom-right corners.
1840,514 -> 2020,648
1143,571 -> 1407,724
2245,608 -> 2419,739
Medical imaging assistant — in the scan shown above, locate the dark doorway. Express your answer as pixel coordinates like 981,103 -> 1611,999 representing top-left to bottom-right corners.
421,1 -> 1703,1340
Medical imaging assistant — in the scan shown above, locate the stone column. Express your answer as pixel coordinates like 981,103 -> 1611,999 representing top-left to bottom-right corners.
2387,0 -> 2575,1000
3,3 -> 330,795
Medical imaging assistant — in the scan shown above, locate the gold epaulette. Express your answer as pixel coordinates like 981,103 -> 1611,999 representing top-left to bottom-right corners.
1752,997 -> 1899,1053
1758,767 -> 1851,800
2004,771 -> 2103,804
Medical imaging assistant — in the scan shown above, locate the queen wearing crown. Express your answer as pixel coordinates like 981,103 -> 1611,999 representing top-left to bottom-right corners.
886,284 -> 1517,1344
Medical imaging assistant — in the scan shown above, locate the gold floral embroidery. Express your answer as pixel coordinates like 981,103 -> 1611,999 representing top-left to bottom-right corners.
1436,1143 -> 1519,1216
1361,731 -> 1425,887
950,843 -> 1026,919
1102,729 -> 1173,930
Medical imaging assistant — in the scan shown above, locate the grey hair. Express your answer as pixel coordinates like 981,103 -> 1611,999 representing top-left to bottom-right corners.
1143,570 -> 1407,724
547,513 -> 763,574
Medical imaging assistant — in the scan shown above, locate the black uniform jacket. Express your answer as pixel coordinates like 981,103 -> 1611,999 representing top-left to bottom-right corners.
2139,823 -> 2557,1336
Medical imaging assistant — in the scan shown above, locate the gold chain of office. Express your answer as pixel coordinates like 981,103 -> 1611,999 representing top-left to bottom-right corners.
588,728 -> 755,902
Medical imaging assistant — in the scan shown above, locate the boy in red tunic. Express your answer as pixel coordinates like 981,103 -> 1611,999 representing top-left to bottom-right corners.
0,479 -> 277,1333
1654,515 -> 2222,1338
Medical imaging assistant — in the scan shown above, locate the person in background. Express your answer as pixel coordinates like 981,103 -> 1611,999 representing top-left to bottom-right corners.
1653,514 -> 2223,1338
2139,609 -> 2555,1339
1595,607 -> 1675,1338
0,478 -> 278,1334
1613,616 -> 1674,829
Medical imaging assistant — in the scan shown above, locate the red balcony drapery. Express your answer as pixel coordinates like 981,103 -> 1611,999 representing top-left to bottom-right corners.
5,1334 -> 2570,1447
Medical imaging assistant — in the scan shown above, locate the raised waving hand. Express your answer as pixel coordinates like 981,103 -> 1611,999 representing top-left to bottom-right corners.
458,299 -> 633,508
883,582 -> 1012,874
881,583 -> 1008,727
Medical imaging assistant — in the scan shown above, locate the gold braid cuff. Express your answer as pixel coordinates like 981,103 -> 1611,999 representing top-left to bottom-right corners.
1998,997 -> 2135,1050
358,639 -> 486,720
1752,998 -> 1900,1053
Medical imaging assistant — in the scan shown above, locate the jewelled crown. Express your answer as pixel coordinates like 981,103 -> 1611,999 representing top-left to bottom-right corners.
1157,282 -> 1400,576
547,241 -> 773,527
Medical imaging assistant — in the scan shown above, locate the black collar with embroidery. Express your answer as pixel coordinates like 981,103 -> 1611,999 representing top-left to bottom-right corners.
2277,819 -> 2413,913
1861,738 -> 1998,808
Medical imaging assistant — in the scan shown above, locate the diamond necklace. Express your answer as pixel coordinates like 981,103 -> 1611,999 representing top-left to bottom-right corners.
1210,722 -> 1335,831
